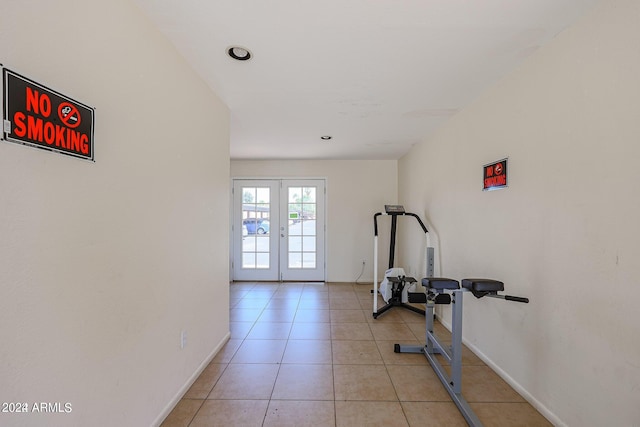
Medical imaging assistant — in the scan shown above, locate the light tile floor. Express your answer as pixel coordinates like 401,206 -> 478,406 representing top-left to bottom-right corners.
161,282 -> 551,427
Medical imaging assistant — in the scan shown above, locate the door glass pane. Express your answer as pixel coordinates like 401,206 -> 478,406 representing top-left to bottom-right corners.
288,188 -> 301,203
242,253 -> 255,268
242,186 -> 270,270
305,187 -> 316,203
302,253 -> 316,269
288,253 -> 302,269
301,218 -> 316,236
256,253 -> 270,269
242,235 -> 254,252
288,236 -> 302,251
256,236 -> 270,251
256,188 -> 270,203
302,236 -> 316,252
287,186 -> 317,269
243,188 -> 256,203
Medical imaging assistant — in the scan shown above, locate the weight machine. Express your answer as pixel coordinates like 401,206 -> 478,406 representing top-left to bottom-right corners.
372,205 -> 433,318
372,205 -> 530,426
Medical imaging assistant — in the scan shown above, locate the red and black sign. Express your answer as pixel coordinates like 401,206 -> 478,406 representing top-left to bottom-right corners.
483,158 -> 508,191
3,68 -> 94,161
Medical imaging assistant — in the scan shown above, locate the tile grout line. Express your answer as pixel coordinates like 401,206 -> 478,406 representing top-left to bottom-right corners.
185,283 -> 263,426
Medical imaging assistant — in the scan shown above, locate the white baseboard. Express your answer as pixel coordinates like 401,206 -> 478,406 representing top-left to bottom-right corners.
436,316 -> 564,427
152,331 -> 231,427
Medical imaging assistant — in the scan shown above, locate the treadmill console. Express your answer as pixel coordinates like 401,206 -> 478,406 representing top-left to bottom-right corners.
385,205 -> 405,214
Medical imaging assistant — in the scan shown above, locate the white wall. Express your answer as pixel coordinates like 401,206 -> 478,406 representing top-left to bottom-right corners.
0,1 -> 230,426
397,1 -> 640,425
231,160 -> 397,282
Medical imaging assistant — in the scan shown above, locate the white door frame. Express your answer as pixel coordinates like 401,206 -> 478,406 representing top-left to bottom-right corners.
279,179 -> 326,281
232,180 -> 280,281
231,178 -> 326,282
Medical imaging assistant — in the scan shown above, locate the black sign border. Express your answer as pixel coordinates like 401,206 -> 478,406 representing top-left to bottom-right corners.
2,66 -> 95,162
483,157 -> 508,191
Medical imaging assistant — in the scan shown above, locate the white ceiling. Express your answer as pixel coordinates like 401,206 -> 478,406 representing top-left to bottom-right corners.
132,0 -> 599,160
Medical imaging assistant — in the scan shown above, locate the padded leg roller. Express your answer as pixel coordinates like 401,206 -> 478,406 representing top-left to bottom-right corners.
408,292 -> 427,303
461,278 -> 503,298
422,277 -> 460,290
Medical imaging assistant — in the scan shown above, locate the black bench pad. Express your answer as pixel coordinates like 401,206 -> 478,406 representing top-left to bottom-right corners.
461,279 -> 504,293
421,278 -> 459,290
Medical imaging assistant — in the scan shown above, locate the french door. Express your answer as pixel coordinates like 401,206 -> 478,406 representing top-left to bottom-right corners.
232,179 -> 325,281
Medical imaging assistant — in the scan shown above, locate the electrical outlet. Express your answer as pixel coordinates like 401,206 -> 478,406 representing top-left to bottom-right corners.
180,330 -> 187,349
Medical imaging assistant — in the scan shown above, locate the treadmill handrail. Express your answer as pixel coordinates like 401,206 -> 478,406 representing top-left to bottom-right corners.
374,212 -> 383,236
373,211 -> 428,236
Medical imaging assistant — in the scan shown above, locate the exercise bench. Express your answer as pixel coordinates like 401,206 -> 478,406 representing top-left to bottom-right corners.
394,278 -> 528,427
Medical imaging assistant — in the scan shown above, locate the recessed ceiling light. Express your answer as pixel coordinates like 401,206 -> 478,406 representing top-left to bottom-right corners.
320,136 -> 332,140
227,46 -> 252,61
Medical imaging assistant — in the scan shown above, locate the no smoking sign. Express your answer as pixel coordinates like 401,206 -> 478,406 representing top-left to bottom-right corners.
483,158 -> 508,191
3,67 -> 95,161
